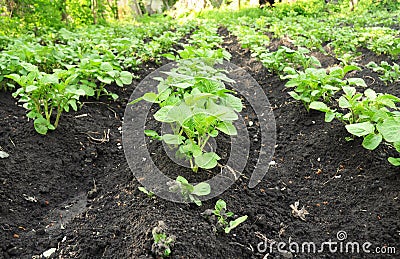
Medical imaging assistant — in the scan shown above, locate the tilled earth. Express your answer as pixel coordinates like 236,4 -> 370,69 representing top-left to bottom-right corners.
0,28 -> 399,259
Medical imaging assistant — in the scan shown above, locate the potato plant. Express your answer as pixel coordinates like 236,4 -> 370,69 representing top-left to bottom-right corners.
310,87 -> 400,165
282,65 -> 366,111
367,61 -> 400,84
132,56 -> 242,172
7,68 -> 86,134
213,199 -> 248,234
167,176 -> 211,206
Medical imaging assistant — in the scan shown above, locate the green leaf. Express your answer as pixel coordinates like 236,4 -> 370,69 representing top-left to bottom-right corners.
172,82 -> 192,89
362,133 -> 382,150
34,117 -> 53,135
364,89 -> 377,100
98,76 -> 113,84
225,215 -> 248,234
115,78 -> 123,87
162,134 -> 185,145
285,80 -> 300,88
143,92 -> 158,103
393,142 -> 400,152
162,53 -> 176,60
100,62 -> 113,72
129,97 -> 143,105
69,99 -> 78,111
184,93 -> 215,106
288,91 -> 301,100
42,74 -> 59,84
206,101 -> 238,121
342,86 -> 356,97
388,157 -> 400,166
5,73 -> 21,82
221,94 -> 243,112
216,122 -> 237,135
120,71 -> 133,85
169,102 -> 193,125
377,118 -> 400,142
215,199 -> 227,214
190,195 -> 202,206
209,129 -> 218,137
180,141 -> 202,157
176,175 -> 189,185
343,65 -> 361,75
192,182 -> 211,196
154,106 -> 175,123
111,93 -> 119,100
325,110 -> 336,122
347,78 -> 367,87
144,129 -> 161,140
195,152 -> 220,169
345,122 -> 375,137
79,85 -> 95,96
26,85 -> 38,92
338,96 -> 351,108
309,101 -> 329,112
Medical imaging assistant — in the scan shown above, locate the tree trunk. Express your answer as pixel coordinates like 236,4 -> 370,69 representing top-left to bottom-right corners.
91,0 -> 98,24
349,0 -> 358,11
162,0 -> 170,10
131,0 -> 142,17
144,0 -> 154,15
59,0 -> 68,22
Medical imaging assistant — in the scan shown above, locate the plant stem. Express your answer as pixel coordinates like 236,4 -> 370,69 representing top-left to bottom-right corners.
44,99 -> 50,121
54,104 -> 62,128
200,135 -> 211,151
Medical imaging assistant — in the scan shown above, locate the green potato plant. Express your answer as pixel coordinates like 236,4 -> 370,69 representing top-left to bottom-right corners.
152,221 -> 175,258
7,68 -> 86,134
168,176 -> 211,206
138,186 -> 155,198
72,58 -> 133,100
367,61 -> 400,84
310,87 -> 400,165
282,65 -> 366,111
132,57 -> 242,172
213,199 -> 248,234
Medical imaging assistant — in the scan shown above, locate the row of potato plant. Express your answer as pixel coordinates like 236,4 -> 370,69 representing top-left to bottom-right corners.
230,8 -> 400,62
223,18 -> 400,166
1,18 -> 197,134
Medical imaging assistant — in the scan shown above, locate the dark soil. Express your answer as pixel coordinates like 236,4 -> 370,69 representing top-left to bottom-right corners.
1,28 -> 399,259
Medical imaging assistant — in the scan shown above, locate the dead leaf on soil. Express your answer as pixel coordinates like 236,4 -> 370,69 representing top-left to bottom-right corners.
290,201 -> 309,221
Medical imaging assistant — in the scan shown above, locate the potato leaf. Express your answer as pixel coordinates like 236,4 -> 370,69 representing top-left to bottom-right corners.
345,122 -> 375,137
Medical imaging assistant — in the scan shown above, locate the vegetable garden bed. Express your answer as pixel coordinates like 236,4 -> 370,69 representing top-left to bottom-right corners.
1,4 -> 400,259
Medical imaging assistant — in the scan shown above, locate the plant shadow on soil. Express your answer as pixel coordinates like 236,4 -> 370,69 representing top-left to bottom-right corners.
1,29 -> 400,259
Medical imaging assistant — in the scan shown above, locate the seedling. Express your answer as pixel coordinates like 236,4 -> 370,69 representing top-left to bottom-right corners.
204,199 -> 248,234
367,61 -> 400,84
138,186 -> 155,198
151,221 -> 175,258
168,176 -> 210,206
